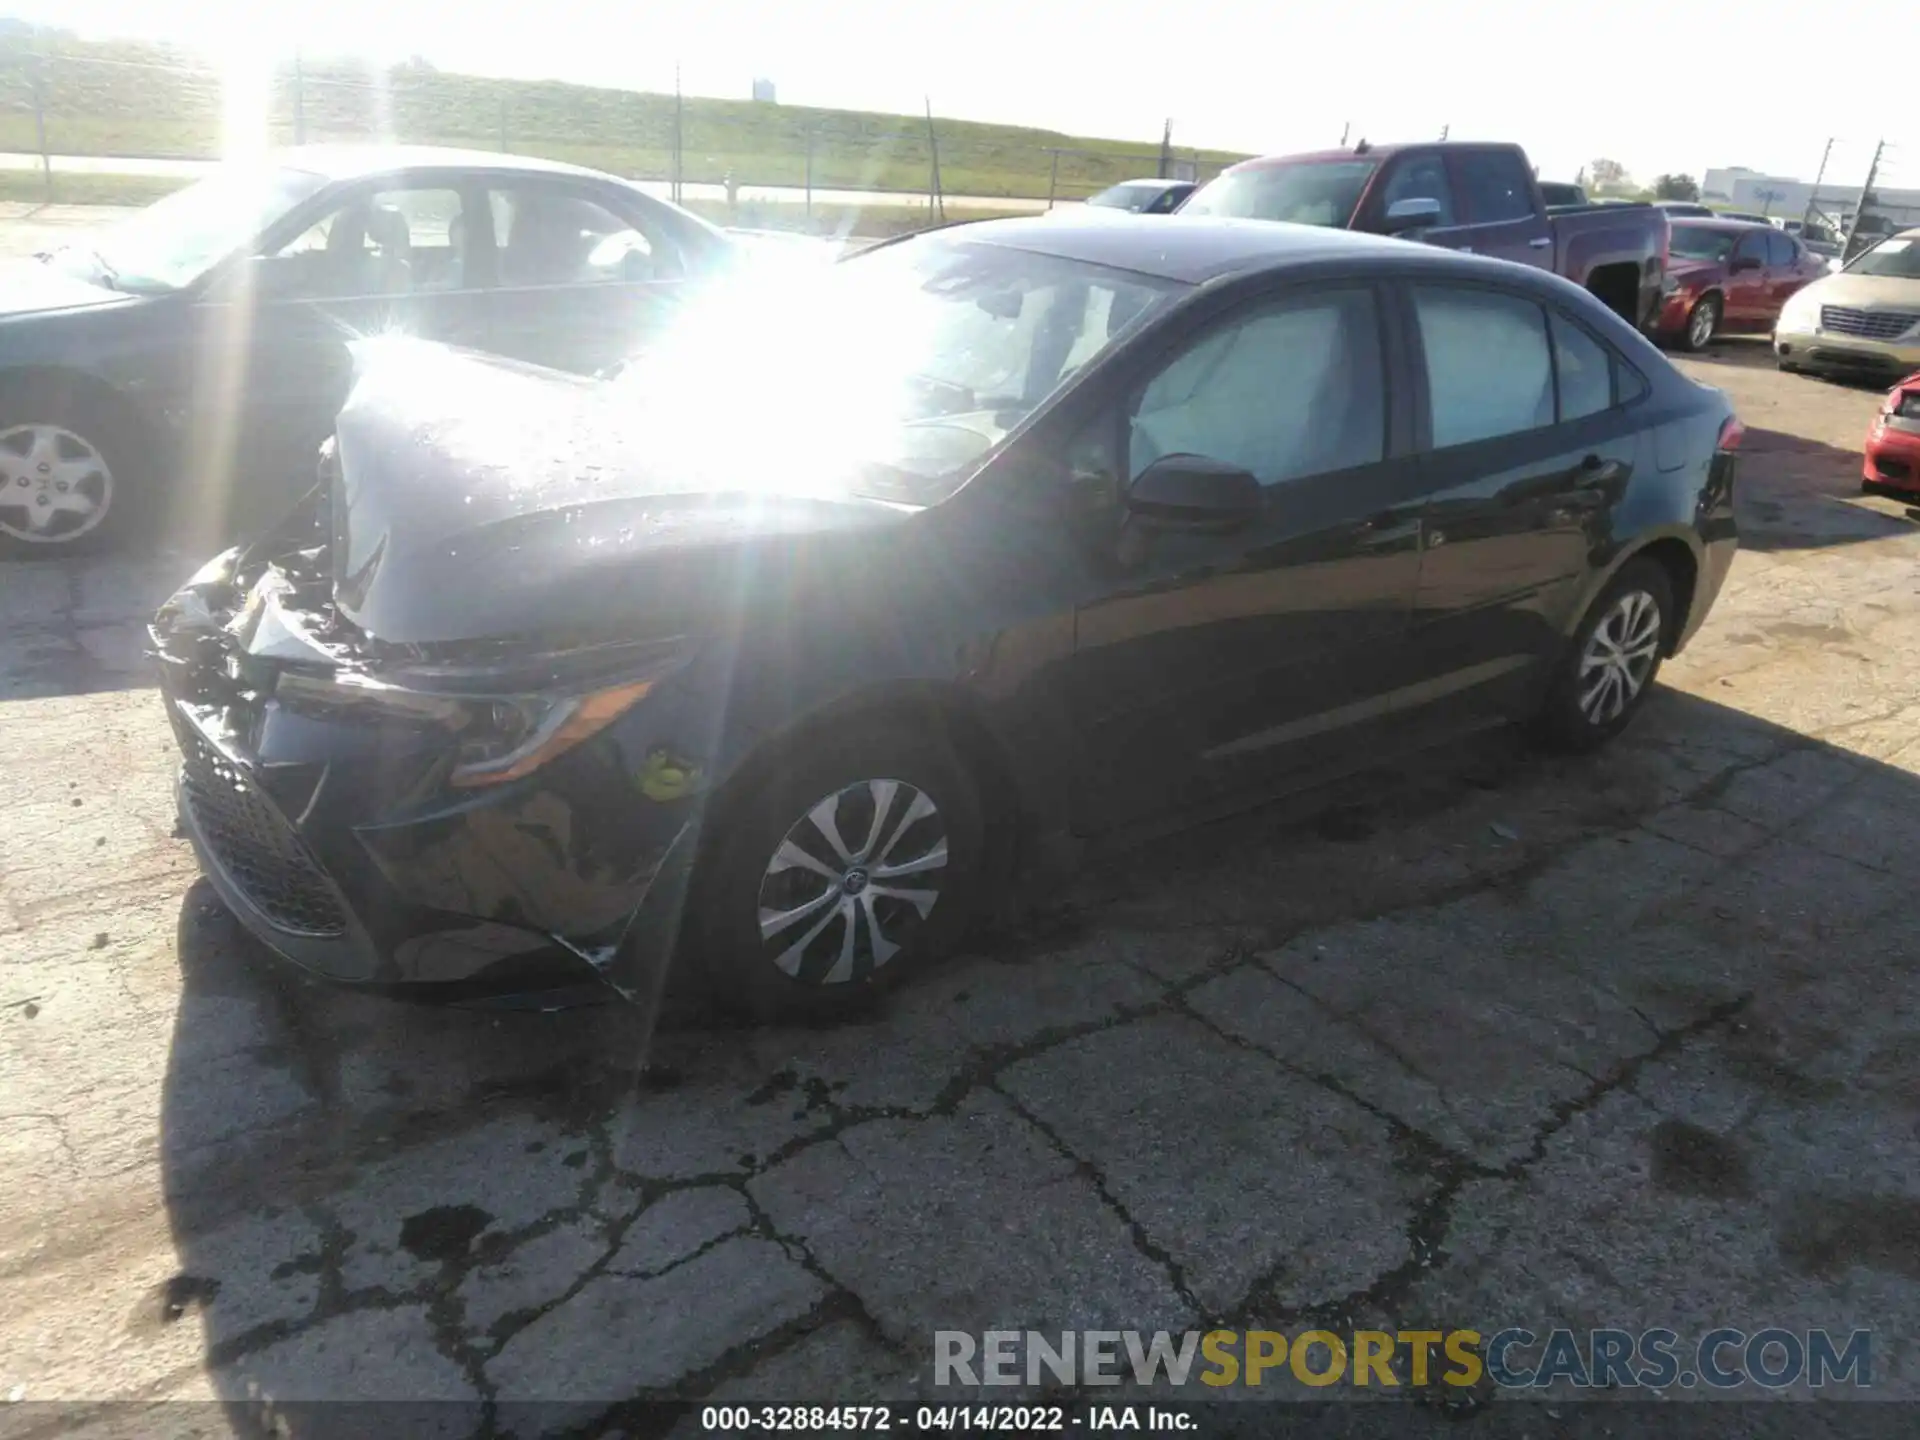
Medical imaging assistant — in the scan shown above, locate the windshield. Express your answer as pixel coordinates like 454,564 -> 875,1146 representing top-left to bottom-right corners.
1846,236 -> 1920,279
611,234 -> 1180,502
1670,225 -> 1739,263
1087,182 -> 1166,213
1181,160 -> 1378,228
48,165 -> 328,293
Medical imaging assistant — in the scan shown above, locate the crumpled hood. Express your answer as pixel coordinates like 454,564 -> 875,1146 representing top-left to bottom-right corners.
330,340 -> 913,647
0,258 -> 132,320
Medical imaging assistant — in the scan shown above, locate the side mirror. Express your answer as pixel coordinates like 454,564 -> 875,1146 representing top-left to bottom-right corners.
1730,255 -> 1762,273
1384,197 -> 1442,232
1126,454 -> 1262,528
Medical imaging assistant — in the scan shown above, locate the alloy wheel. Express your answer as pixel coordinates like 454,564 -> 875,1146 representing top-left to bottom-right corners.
1688,300 -> 1716,350
0,423 -> 114,545
756,778 -> 948,985
1578,589 -> 1662,726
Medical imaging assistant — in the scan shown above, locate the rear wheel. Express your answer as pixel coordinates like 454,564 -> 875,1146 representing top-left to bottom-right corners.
688,723 -> 985,1020
1535,558 -> 1674,752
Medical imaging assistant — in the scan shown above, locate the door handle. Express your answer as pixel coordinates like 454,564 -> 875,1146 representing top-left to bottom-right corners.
1528,236 -> 1553,249
1352,514 -> 1421,550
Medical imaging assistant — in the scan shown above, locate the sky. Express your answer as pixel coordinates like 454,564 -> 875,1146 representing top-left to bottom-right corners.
6,0 -> 1907,193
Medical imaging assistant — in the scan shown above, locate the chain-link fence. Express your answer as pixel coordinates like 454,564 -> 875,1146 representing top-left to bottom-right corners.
0,40 -> 1243,224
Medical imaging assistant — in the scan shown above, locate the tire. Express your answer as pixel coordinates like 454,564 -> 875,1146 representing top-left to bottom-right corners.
0,377 -> 140,559
1534,558 -> 1675,753
687,721 -> 985,1020
1678,294 -> 1721,353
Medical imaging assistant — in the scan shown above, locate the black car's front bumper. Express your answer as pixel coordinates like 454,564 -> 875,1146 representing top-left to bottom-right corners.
155,564 -> 712,1005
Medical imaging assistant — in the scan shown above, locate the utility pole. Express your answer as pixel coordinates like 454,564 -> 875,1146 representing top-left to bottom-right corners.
1158,118 -> 1173,180
1802,136 -> 1834,230
1844,139 -> 1885,260
924,97 -> 944,223
293,49 -> 306,145
1339,121 -> 1349,147
672,63 -> 683,204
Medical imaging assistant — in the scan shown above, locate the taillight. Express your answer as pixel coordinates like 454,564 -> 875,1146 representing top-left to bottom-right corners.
1716,416 -> 1745,452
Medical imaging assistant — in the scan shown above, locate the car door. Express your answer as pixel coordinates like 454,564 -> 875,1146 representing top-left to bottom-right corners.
1722,229 -> 1771,327
1444,148 -> 1553,268
1402,283 -> 1641,724
477,180 -> 693,375
194,177 -> 491,521
1065,281 -> 1428,833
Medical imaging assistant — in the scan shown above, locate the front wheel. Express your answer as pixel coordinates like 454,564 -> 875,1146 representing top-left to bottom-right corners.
1534,558 -> 1674,752
688,723 -> 985,1020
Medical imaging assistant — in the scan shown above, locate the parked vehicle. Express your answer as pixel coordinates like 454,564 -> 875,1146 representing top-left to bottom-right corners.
0,145 -> 727,556
152,215 -> 1740,1018
1653,219 -> 1827,351
1539,182 -> 1590,208
1783,219 -> 1842,267
1180,142 -> 1669,330
1863,371 -> 1920,496
1655,201 -> 1716,219
1775,229 -> 1920,381
1716,210 -> 1774,225
1083,179 -> 1197,214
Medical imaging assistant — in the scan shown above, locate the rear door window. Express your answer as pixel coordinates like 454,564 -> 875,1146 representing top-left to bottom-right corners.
1413,286 -> 1554,447
1766,231 -> 1798,267
1455,151 -> 1536,225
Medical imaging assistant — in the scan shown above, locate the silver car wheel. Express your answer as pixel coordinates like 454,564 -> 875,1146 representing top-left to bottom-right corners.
1578,588 -> 1662,726
0,423 -> 114,545
1688,299 -> 1717,350
757,778 -> 947,986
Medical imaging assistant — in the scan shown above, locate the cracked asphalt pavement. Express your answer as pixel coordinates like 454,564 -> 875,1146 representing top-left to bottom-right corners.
4,284 -> 1920,1429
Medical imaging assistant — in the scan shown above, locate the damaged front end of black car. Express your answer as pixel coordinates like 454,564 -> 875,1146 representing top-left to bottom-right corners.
148,346 -> 799,1014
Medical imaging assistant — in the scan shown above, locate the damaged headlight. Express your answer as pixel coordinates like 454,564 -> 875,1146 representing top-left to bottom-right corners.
447,680 -> 659,788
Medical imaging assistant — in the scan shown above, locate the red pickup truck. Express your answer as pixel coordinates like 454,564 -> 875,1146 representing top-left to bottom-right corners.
1181,141 -> 1669,332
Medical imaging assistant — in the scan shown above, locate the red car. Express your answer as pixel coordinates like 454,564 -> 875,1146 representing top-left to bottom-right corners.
1863,371 -> 1920,496
1655,219 -> 1826,352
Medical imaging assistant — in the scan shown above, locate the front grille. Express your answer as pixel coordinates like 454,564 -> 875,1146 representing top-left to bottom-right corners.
179,728 -> 348,936
1820,306 -> 1920,341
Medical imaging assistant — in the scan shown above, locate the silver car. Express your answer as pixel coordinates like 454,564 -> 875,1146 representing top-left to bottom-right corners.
1774,229 -> 1920,380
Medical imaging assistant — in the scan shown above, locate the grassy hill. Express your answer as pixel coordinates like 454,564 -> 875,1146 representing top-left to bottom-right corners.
0,31 -> 1246,203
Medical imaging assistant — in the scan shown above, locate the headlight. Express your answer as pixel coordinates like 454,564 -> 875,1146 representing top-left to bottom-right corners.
1778,290 -> 1821,331
275,665 -> 667,788
448,680 -> 658,788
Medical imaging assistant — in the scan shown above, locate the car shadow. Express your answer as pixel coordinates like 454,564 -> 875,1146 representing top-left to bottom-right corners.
0,551 -> 194,700
1733,426 -> 1918,552
153,682 -> 1920,1424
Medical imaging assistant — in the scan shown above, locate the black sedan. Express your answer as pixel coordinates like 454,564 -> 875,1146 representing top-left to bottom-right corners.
1,145 -> 726,556
151,214 -> 1740,1020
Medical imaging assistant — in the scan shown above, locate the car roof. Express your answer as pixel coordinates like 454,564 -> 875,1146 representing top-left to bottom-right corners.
1104,178 -> 1189,192
272,144 -> 617,184
943,211 -> 1525,285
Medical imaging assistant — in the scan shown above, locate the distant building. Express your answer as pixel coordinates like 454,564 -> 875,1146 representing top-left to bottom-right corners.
751,77 -> 776,103
1704,165 -> 1920,228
